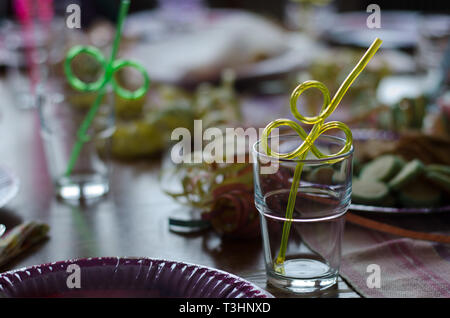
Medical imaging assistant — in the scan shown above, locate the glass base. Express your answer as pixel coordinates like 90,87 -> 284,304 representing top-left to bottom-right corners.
267,259 -> 338,293
55,174 -> 109,202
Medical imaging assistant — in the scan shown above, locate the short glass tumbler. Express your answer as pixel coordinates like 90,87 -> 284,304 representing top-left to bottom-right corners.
3,21 -> 49,109
253,134 -> 353,293
38,91 -> 115,202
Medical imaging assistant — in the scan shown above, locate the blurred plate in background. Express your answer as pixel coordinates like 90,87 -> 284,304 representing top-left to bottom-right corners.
323,11 -> 420,50
350,203 -> 450,215
125,9 -> 320,86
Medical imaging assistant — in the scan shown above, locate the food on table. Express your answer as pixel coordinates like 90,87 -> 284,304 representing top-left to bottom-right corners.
352,154 -> 450,208
354,133 -> 450,166
427,164 -> 450,176
424,92 -> 450,137
359,154 -> 404,182
397,181 -> 442,208
350,88 -> 450,138
393,134 -> 450,165
111,72 -> 241,159
352,178 -> 390,206
351,132 -> 450,208
111,120 -> 170,159
388,159 -> 424,190
425,167 -> 450,194
378,95 -> 428,131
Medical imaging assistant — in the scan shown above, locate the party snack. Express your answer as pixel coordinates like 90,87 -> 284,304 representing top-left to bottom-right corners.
426,171 -> 450,194
359,154 -> 404,182
398,182 -> 442,208
111,73 -> 241,159
352,156 -> 449,208
261,38 -> 382,270
352,178 -> 390,205
388,159 -> 424,190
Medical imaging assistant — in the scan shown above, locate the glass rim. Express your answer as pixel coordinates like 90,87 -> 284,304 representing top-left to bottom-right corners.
253,134 -> 354,164
258,208 -> 348,223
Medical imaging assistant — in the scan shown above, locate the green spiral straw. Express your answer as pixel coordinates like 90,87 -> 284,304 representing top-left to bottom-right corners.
262,38 -> 382,270
63,0 -> 150,176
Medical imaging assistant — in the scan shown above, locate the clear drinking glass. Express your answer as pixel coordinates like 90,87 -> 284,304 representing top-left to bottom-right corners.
38,89 -> 115,202
3,21 -> 49,109
253,134 -> 353,293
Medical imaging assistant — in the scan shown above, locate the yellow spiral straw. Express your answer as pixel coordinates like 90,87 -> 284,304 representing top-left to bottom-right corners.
262,38 -> 382,270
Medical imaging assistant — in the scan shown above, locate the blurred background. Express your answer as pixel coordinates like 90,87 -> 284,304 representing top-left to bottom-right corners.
0,0 -> 449,143
0,0 -> 449,213
2,0 -> 450,25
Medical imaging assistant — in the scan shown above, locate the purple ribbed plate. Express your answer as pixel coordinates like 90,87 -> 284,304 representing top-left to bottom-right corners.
0,257 -> 273,298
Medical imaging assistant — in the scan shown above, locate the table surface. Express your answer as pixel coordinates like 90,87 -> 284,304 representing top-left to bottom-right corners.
0,81 -> 360,298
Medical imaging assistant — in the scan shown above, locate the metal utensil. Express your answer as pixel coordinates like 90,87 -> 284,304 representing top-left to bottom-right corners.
0,224 -> 5,238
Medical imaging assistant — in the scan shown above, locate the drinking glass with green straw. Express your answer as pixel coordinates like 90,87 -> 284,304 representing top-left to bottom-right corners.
63,0 -> 150,177
261,38 -> 382,273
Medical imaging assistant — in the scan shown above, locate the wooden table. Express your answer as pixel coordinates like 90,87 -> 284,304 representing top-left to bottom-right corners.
0,81 -> 359,298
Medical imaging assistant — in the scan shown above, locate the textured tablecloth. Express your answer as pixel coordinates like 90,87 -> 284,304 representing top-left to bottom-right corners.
341,222 -> 450,298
